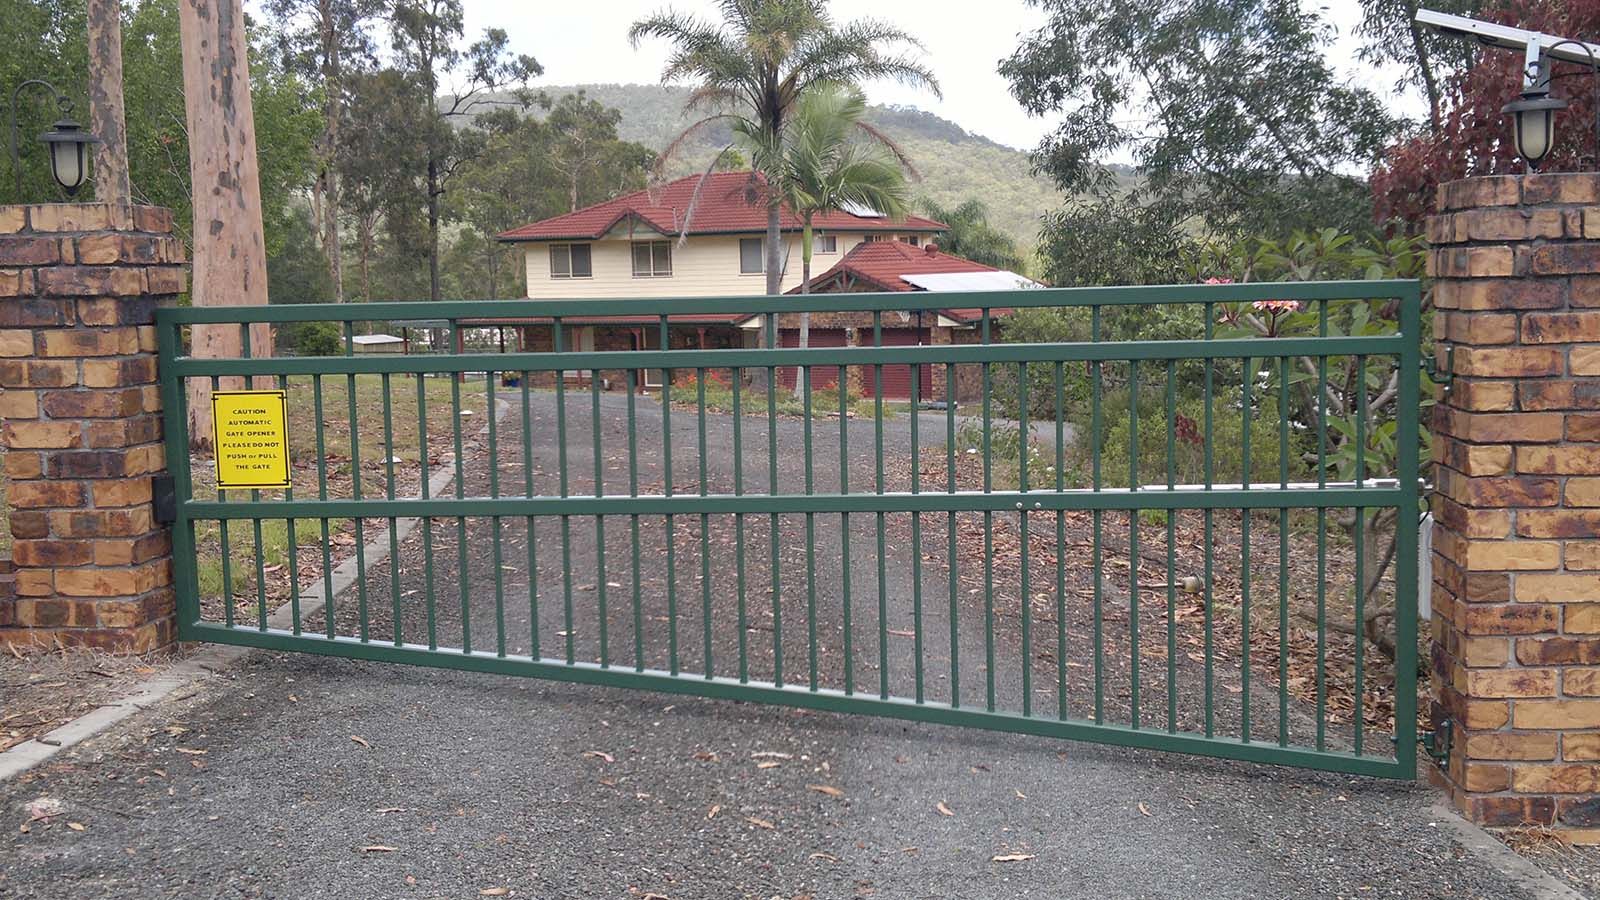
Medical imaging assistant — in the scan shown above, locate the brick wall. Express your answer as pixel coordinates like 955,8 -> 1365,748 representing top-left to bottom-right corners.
1429,174 -> 1600,843
0,203 -> 183,652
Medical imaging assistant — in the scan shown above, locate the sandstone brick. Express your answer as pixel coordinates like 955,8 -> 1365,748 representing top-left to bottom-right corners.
1571,415 -> 1600,442
1567,542 -> 1600,570
85,414 -> 161,449
1568,734 -> 1600,759
0,360 -> 78,389
1457,207 -> 1566,241
0,207 -> 24,233
1472,796 -> 1557,827
1444,411 -> 1565,444
92,532 -> 169,567
76,296 -> 157,327
1440,176 -> 1522,211
1571,605 -> 1600,633
1463,603 -> 1560,634
1560,797 -> 1600,828
2,420 -> 81,449
144,266 -> 185,295
1511,764 -> 1600,793
0,330 -> 33,357
1464,762 -> 1511,792
1524,173 -> 1600,205
90,477 -> 152,508
1438,311 -> 1518,345
40,387 -> 144,419
25,204 -> 111,232
14,569 -> 51,596
1460,636 -> 1511,667
1433,497 -> 1512,538
1519,382 -> 1598,410
1464,731 -> 1559,760
47,507 -> 153,538
1524,312 -> 1600,344
1519,446 -> 1600,475
35,266 -> 144,297
38,327 -> 140,358
45,449 -> 132,479
8,510 -> 47,540
6,481 -> 85,509
133,206 -> 172,233
1441,442 -> 1514,477
0,297 -> 69,328
2,451 -> 40,478
14,597 -> 71,627
81,357 -> 157,387
1440,472 -> 1559,508
1515,699 -> 1600,729
1529,244 -> 1600,276
1466,667 -> 1558,697
1454,346 -> 1564,376
1569,668 -> 1600,696
1461,540 -> 1560,571
1450,380 -> 1517,411
10,539 -> 92,567
0,390 -> 38,419
54,568 -> 142,598
1519,510 -> 1600,538
1437,278 -> 1563,312
0,237 -> 60,266
1463,700 -> 1512,730
1516,574 -> 1600,603
1517,638 -> 1600,665
0,268 -> 22,298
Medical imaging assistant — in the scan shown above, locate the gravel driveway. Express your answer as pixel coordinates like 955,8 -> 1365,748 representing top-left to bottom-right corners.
0,390 -> 1557,899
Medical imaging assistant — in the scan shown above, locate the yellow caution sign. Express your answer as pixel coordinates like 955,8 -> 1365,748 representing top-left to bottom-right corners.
212,389 -> 291,489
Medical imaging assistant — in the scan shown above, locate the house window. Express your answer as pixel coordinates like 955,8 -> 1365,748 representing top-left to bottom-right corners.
906,235 -> 920,247
739,238 -> 765,274
813,234 -> 837,254
862,234 -> 886,243
632,240 -> 672,277
550,243 -> 592,278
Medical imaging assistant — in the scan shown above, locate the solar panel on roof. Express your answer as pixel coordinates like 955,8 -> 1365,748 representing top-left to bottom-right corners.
900,271 -> 1042,292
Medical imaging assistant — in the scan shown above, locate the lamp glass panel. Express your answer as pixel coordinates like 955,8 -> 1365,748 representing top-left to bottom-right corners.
1514,108 -> 1555,163
48,140 -> 85,190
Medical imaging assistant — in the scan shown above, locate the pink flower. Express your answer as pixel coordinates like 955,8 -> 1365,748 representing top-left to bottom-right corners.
1203,277 -> 1233,285
1251,299 -> 1301,314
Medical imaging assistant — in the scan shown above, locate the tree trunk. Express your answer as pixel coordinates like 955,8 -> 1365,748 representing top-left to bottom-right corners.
178,0 -> 272,449
357,214 -> 373,302
764,200 -> 782,295
569,171 -> 579,213
86,0 -> 131,207
427,157 -> 441,303
318,0 -> 344,301
793,215 -> 813,400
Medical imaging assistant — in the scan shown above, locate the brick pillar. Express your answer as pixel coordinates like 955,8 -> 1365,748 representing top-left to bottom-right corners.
0,203 -> 184,653
1429,174 -> 1600,844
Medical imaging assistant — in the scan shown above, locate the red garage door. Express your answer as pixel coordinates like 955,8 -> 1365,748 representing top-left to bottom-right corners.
777,329 -> 846,392
865,328 -> 935,400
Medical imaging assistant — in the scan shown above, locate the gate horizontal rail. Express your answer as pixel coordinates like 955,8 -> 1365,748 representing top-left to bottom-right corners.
158,279 -> 1422,779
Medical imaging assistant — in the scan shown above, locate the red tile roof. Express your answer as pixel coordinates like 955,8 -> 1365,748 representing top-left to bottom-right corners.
794,240 -> 999,293
497,172 -> 945,242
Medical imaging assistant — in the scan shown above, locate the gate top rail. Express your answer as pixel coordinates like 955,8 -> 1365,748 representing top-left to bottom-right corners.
155,280 -> 1421,326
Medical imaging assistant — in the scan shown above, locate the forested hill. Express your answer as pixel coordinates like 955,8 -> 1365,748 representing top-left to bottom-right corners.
482,83 -> 1065,250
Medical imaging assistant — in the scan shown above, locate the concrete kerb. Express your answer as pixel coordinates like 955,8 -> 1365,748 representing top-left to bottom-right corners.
0,395 -> 513,781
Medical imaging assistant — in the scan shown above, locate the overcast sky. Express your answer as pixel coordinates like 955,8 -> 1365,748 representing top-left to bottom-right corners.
458,0 -> 1428,153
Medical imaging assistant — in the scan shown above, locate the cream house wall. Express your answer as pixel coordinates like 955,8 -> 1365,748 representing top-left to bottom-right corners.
519,230 -> 925,298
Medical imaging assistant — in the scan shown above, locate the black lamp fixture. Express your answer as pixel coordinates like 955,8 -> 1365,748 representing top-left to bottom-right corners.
9,79 -> 100,198
1503,52 -> 1568,167
1416,10 -> 1600,170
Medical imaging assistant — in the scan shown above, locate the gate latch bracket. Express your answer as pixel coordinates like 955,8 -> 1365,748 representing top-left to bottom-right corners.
1423,343 -> 1455,387
152,474 -> 177,525
1421,717 -> 1453,767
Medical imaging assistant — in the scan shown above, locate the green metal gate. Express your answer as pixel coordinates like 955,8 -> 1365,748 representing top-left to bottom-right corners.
158,280 -> 1422,778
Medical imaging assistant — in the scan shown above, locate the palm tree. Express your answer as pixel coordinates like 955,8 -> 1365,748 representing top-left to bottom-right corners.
920,198 -> 1026,272
629,0 -> 938,296
747,83 -> 913,397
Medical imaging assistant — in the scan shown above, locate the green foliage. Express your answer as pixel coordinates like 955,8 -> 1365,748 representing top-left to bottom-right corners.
1005,0 -> 1398,279
919,199 -> 1024,272
266,206 -> 335,303
284,321 -> 344,357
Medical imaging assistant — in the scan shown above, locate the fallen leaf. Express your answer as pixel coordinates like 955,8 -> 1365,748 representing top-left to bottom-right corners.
807,784 -> 844,798
706,805 -> 720,820
809,852 -> 838,862
375,807 -> 405,814
175,748 -> 207,755
583,750 -> 615,763
756,761 -> 781,770
1014,789 -> 1027,800
745,816 -> 775,830
362,845 -> 397,853
1137,802 -> 1151,817
479,889 -> 509,897
935,802 -> 954,817
991,854 -> 1035,862
67,822 -> 86,832
751,751 -> 792,760
351,736 -> 371,749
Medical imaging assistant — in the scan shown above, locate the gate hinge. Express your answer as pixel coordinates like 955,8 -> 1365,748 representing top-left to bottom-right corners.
152,474 -> 177,525
1423,343 -> 1455,387
1420,717 -> 1453,767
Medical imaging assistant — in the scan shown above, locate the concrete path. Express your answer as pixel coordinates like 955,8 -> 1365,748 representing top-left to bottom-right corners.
0,393 -> 1560,899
